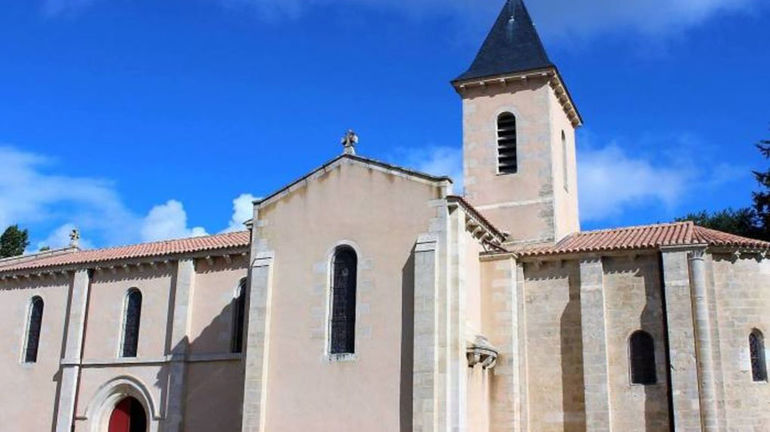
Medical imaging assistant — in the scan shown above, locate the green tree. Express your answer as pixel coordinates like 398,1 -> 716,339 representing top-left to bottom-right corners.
752,135 -> 770,239
0,225 -> 30,258
676,208 -> 762,239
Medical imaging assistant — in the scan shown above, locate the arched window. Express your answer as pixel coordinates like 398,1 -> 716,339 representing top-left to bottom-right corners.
121,289 -> 142,358
231,278 -> 247,354
330,246 -> 357,355
630,330 -> 657,385
497,112 -> 518,175
561,130 -> 569,191
23,296 -> 44,363
750,329 -> 767,382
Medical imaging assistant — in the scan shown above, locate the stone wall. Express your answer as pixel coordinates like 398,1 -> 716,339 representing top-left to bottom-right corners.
522,260 -> 585,432
603,255 -> 669,432
0,275 -> 70,431
710,254 -> 770,430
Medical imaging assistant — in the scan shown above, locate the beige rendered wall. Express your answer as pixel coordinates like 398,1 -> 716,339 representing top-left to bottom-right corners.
461,77 -> 560,244
522,260 -> 586,432
67,257 -> 247,432
602,255 -> 670,431
185,361 -> 244,431
547,89 -> 580,241
464,233 -> 488,432
189,256 -> 248,355
81,266 -> 174,361
74,265 -> 174,430
710,254 -> 770,430
185,256 -> 248,431
0,275 -> 70,431
254,159 -> 443,431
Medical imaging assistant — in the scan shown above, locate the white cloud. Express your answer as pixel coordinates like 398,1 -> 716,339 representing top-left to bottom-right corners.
396,145 -> 464,194
528,0 -> 760,39
140,200 -> 208,242
577,144 -> 692,221
0,145 -> 138,246
0,145 -> 243,250
213,0 -> 764,39
224,193 -> 257,233
41,0 -> 765,39
43,0 -> 96,16
35,223 -> 94,251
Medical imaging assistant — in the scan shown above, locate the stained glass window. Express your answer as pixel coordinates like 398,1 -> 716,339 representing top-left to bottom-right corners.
121,289 -> 142,358
750,329 -> 767,382
24,296 -> 44,363
330,247 -> 357,355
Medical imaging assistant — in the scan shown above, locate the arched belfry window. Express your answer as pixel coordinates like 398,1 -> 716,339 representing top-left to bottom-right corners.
231,278 -> 247,354
330,246 -> 357,355
750,329 -> 767,382
121,289 -> 142,358
497,112 -> 518,175
630,330 -> 657,385
23,296 -> 44,363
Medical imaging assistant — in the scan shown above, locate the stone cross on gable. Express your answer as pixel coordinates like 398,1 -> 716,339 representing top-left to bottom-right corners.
69,229 -> 80,248
341,130 -> 358,155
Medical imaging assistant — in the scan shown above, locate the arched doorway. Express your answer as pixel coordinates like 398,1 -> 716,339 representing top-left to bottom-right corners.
108,397 -> 147,432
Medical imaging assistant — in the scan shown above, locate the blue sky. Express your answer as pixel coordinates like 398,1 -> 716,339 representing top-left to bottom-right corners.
1,0 -> 769,250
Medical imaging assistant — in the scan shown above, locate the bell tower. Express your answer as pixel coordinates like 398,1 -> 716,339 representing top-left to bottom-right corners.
453,0 -> 582,245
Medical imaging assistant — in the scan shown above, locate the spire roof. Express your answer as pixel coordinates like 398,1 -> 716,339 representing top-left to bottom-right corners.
455,0 -> 553,83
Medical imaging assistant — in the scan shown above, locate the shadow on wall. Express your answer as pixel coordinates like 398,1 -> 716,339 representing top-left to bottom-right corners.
641,264 -> 671,432
46,263 -> 245,432
155,273 -> 246,431
561,263 -> 586,432
400,248 -> 415,432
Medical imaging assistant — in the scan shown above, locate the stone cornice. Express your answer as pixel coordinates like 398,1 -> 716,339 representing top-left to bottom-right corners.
452,67 -> 582,128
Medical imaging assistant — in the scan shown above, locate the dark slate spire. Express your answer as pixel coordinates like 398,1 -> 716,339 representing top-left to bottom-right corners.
455,0 -> 553,83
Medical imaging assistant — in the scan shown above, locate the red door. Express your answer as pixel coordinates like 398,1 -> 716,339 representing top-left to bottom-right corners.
108,398 -> 131,432
108,397 -> 147,432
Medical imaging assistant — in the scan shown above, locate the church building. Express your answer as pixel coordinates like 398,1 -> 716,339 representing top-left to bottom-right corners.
1,1 -> 769,431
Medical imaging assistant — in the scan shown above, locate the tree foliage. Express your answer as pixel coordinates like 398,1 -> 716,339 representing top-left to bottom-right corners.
752,136 -> 770,239
0,225 -> 30,258
676,208 -> 763,240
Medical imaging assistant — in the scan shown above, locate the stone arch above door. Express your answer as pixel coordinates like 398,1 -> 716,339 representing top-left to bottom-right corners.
83,376 -> 160,432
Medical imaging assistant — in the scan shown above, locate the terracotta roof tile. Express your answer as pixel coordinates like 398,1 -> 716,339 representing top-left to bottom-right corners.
510,222 -> 770,257
0,231 -> 250,274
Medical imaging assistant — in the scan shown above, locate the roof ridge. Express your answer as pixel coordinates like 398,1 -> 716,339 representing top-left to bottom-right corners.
574,221 -> 691,236
693,224 -> 770,245
47,230 -> 248,257
256,153 -> 452,208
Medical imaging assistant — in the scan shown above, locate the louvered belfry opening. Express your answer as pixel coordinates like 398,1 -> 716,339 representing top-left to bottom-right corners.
497,112 -> 518,174
330,246 -> 357,355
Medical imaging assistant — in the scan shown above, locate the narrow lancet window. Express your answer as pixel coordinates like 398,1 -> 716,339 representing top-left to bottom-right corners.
121,289 -> 142,358
562,130 -> 569,191
630,330 -> 657,385
23,296 -> 44,363
231,278 -> 247,354
750,329 -> 767,382
330,246 -> 357,355
497,112 -> 518,175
